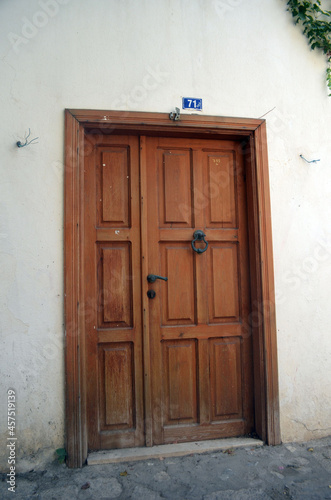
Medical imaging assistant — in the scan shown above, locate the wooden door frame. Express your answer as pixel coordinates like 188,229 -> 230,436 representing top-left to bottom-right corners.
64,109 -> 280,468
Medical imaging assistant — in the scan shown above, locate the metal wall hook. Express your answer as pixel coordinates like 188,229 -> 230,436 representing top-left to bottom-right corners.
300,154 -> 320,164
169,107 -> 180,121
16,129 -> 39,148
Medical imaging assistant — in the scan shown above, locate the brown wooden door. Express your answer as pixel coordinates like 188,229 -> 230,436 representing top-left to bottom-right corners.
84,135 -> 145,450
84,133 -> 254,451
145,137 -> 253,444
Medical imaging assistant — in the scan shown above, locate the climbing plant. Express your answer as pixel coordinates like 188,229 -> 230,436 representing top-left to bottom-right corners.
286,0 -> 331,95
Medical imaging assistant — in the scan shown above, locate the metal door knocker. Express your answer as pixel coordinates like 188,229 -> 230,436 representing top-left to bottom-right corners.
191,230 -> 208,254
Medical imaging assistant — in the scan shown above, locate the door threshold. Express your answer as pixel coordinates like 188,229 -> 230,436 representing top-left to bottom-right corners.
87,437 -> 263,465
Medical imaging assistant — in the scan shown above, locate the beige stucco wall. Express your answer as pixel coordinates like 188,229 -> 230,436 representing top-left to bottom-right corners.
0,0 -> 330,471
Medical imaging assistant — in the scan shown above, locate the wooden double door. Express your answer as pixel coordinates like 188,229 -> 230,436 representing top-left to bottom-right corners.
84,133 -> 254,451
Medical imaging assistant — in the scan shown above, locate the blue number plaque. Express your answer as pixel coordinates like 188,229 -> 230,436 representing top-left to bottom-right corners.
182,97 -> 203,110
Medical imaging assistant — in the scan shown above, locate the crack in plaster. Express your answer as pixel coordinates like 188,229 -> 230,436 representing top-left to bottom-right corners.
292,418 -> 331,434
0,55 -> 19,104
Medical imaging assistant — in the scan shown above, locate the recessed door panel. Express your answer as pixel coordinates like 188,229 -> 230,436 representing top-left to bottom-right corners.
98,243 -> 133,328
209,337 -> 242,421
99,343 -> 134,430
207,243 -> 240,323
158,148 -> 193,227
203,151 -> 237,228
163,340 -> 198,425
160,243 -> 196,325
99,149 -> 131,227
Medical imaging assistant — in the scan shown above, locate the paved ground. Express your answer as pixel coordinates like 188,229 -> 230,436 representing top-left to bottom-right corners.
1,436 -> 331,499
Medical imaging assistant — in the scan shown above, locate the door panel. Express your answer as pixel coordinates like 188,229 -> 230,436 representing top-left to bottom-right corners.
163,340 -> 198,425
207,243 -> 240,323
160,243 -> 196,325
84,133 -> 254,451
158,148 -> 193,227
98,243 -> 133,328
209,337 -> 242,420
99,148 -> 131,227
203,151 -> 237,228
98,342 -> 134,430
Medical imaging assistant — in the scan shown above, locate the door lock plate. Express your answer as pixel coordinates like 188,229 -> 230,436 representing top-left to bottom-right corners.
147,290 -> 156,299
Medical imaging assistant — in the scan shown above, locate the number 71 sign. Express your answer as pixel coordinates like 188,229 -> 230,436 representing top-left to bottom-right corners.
182,97 -> 203,110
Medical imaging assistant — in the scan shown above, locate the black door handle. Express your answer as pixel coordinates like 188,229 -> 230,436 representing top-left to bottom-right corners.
147,274 -> 168,283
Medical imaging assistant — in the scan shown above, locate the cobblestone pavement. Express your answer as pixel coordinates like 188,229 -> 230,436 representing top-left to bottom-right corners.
1,436 -> 331,499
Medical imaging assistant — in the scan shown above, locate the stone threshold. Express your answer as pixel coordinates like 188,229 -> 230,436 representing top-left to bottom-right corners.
87,437 -> 263,465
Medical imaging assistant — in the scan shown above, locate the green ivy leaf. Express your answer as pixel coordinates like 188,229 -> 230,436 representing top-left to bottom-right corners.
286,0 -> 331,95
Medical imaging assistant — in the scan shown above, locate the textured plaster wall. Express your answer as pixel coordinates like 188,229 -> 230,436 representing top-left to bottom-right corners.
0,0 -> 330,471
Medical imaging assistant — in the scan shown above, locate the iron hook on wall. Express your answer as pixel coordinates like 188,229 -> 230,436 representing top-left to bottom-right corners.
300,154 -> 320,164
169,107 -> 180,121
16,129 -> 39,148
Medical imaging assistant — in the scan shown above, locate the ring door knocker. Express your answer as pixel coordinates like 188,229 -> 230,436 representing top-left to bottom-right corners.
191,230 -> 208,254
